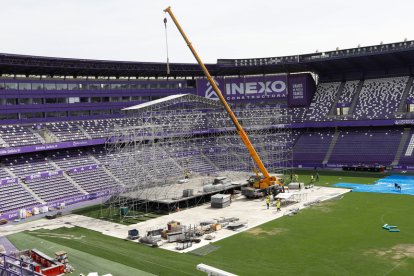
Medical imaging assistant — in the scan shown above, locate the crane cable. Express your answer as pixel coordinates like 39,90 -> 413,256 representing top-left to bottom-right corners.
163,17 -> 170,75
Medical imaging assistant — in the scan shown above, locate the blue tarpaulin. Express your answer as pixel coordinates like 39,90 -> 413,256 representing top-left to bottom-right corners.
334,175 -> 414,195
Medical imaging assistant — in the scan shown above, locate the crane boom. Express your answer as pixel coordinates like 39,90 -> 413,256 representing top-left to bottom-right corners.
164,6 -> 276,188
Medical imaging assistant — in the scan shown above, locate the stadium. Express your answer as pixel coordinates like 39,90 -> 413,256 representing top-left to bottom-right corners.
1,3 -> 414,276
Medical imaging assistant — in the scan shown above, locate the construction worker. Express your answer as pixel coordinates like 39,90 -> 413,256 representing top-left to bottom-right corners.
276,198 -> 281,211
310,175 -> 314,184
265,195 -> 270,209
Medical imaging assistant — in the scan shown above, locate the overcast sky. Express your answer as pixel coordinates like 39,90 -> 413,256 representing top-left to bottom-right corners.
1,0 -> 413,63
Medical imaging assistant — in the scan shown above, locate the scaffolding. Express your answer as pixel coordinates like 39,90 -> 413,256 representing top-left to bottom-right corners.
104,95 -> 292,218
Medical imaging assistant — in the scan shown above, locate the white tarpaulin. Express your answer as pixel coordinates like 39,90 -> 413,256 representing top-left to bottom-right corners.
276,192 -> 299,199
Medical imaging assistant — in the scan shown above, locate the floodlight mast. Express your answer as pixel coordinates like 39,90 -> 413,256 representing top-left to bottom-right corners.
163,6 -> 277,189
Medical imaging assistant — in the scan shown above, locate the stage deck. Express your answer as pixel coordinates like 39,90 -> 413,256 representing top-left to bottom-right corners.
119,171 -> 252,204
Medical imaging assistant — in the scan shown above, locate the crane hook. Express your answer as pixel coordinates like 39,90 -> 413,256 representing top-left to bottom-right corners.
163,17 -> 170,75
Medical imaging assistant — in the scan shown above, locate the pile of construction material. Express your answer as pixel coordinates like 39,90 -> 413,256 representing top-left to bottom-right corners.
137,217 -> 244,249
203,177 -> 234,193
211,194 -> 231,208
288,182 -> 304,190
163,221 -> 185,242
182,189 -> 194,197
139,228 -> 164,247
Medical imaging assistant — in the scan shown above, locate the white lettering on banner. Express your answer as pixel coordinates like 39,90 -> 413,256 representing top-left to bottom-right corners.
202,78 -> 287,100
395,119 -> 414,125
73,141 -> 88,146
205,81 -> 219,99
223,81 -> 286,96
271,81 -> 286,93
245,82 -> 257,94
0,148 -> 21,155
8,212 -> 18,219
292,83 -> 304,100
258,82 -> 271,93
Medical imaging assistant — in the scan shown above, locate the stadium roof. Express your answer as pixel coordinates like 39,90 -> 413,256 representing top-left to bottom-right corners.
1,40 -> 414,81
122,94 -> 223,113
122,94 -> 188,111
0,53 -> 214,78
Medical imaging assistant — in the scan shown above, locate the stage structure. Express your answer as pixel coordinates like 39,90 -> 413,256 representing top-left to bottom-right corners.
104,94 -> 292,218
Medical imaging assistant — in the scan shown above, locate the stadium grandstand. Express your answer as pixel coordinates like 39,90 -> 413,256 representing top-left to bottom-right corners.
1,40 -> 414,220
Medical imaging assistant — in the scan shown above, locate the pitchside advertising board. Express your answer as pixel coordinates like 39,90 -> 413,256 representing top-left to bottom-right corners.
196,73 -> 315,107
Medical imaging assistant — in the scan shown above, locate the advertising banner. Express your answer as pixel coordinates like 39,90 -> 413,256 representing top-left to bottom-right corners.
287,73 -> 316,107
196,75 -> 288,101
196,73 -> 316,106
69,164 -> 99,174
0,138 -> 106,157
0,178 -> 18,186
336,102 -> 351,108
0,189 -> 113,221
25,170 -> 63,182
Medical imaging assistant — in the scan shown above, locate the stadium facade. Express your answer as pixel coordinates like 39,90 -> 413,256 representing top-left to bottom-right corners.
1,40 -> 414,220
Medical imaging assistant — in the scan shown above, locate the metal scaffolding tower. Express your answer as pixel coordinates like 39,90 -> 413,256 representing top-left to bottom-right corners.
104,94 -> 292,217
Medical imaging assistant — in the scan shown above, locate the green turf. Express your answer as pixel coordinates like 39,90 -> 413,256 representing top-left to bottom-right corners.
7,170 -> 414,275
200,192 -> 414,275
7,232 -> 154,276
72,204 -> 162,225
289,169 -> 390,186
9,227 -> 203,276
72,170 -> 385,225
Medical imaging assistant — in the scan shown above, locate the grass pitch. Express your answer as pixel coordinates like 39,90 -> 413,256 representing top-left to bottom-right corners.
72,204 -> 162,225
7,170 -> 414,275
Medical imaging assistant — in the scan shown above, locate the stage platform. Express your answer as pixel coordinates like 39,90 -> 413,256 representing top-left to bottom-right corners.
117,171 -> 252,211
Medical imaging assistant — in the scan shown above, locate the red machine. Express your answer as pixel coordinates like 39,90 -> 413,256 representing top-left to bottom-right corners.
4,249 -> 72,276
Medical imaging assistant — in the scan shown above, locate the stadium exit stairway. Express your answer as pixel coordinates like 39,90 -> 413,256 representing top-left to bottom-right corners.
347,80 -> 364,115
328,81 -> 346,115
28,128 -> 46,144
1,165 -> 46,204
391,127 -> 411,166
48,158 -> 89,195
322,129 -> 340,165
0,136 -> 9,147
18,179 -> 46,204
76,124 -> 92,140
87,153 -> 123,185
397,76 -> 414,113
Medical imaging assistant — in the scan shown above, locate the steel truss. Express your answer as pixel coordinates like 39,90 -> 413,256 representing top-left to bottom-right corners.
104,95 -> 292,218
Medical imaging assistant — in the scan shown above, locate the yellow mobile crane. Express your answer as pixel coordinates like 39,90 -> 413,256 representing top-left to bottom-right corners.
164,7 -> 281,191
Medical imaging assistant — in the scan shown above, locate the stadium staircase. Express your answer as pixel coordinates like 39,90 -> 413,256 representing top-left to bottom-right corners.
201,153 -> 220,171
392,128 -> 412,166
18,179 -> 46,204
76,124 -> 92,140
328,81 -> 346,115
28,128 -> 46,144
0,166 -> 35,205
41,127 -> 59,143
0,165 -> 14,179
88,153 -> 122,184
231,151 -> 250,169
397,76 -> 414,113
322,129 -> 340,165
347,80 -> 364,115
48,158 -> 89,194
0,136 -> 9,147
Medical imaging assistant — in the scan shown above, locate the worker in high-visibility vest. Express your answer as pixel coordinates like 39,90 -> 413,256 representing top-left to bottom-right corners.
276,198 -> 281,211
265,195 -> 270,209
